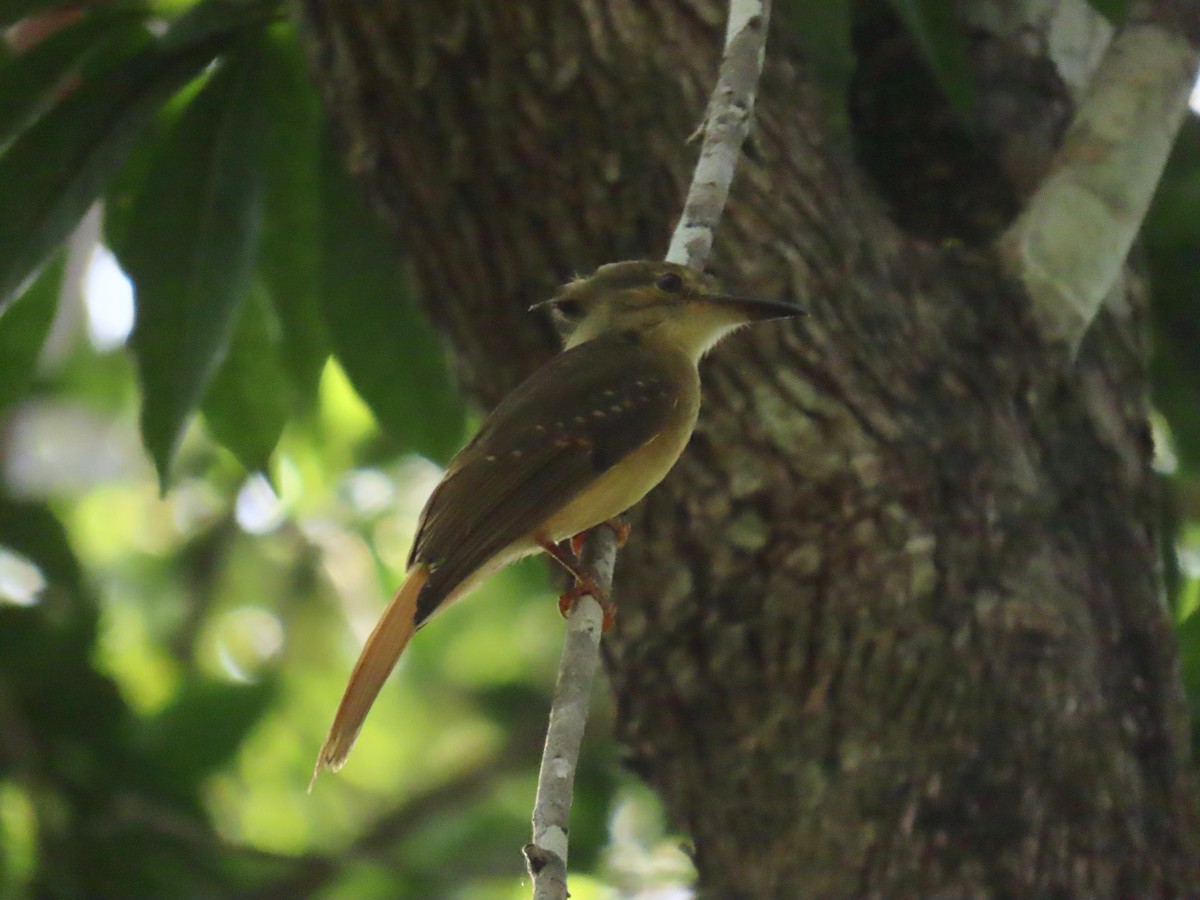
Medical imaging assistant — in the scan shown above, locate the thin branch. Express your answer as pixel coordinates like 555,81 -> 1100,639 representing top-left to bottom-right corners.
524,2 -> 772,897
523,531 -> 613,897
666,0 -> 772,269
998,0 -> 1200,348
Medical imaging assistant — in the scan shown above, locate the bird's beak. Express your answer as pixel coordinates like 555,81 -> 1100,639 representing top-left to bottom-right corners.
705,294 -> 806,321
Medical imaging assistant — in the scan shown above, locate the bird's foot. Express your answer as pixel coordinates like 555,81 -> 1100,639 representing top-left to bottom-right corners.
558,578 -> 616,631
604,516 -> 631,547
569,517 -> 631,557
537,534 -> 617,631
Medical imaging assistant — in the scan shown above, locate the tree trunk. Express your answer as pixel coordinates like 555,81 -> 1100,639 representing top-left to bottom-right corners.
296,0 -> 1200,894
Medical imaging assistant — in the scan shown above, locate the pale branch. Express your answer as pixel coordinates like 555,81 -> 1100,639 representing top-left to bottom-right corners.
666,0 -> 772,269
998,0 -> 1200,348
523,1 -> 772,896
523,531 -> 613,898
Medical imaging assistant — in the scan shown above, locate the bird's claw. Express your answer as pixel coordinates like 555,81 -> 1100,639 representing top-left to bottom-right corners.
569,532 -> 586,558
605,517 -> 631,547
569,518 -> 630,557
558,579 -> 616,631
539,527 -> 625,631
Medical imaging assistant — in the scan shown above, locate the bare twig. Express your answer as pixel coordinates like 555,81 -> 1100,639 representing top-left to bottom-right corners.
666,0 -> 772,269
998,0 -> 1200,348
523,530 -> 614,897
523,2 -> 772,896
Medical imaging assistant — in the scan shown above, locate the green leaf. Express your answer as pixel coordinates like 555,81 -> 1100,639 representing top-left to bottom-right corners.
0,26 -> 155,308
0,23 -> 225,312
102,72 -> 203,254
201,280 -> 291,473
0,0 -> 84,29
154,0 -> 277,55
887,0 -> 974,121
1083,0 -> 1127,24
102,0 -> 280,252
0,7 -> 146,148
1178,609 -> 1200,715
0,493 -> 84,598
0,0 -> 278,312
0,253 -> 62,412
138,679 -> 275,783
1146,116 -> 1200,474
319,141 -> 466,462
120,34 -> 272,489
788,0 -> 853,135
256,25 -> 328,408
1152,329 -> 1200,475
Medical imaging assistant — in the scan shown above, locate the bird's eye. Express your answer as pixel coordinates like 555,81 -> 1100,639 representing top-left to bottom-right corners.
554,299 -> 584,319
656,272 -> 683,293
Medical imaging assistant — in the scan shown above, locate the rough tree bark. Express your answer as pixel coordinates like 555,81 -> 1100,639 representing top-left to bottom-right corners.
296,0 -> 1200,895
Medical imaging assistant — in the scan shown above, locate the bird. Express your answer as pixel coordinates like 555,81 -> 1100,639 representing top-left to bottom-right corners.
313,260 -> 802,779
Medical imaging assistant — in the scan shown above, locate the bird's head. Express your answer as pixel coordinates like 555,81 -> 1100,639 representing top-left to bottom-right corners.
533,261 -> 802,361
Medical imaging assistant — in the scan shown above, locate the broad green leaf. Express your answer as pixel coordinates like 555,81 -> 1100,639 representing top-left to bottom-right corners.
201,280 -> 291,474
102,71 -> 207,253
0,24 -> 157,309
0,254 -> 63,412
887,0 -> 973,121
104,0 -> 281,251
0,36 -> 212,311
0,0 -> 277,312
0,7 -> 146,147
256,24 -> 328,408
319,142 -> 466,463
120,34 -> 272,489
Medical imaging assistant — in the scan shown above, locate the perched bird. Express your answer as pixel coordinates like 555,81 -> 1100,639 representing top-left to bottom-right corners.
313,260 -> 802,778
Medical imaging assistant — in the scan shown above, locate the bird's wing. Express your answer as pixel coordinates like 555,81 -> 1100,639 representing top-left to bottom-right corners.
409,331 -> 685,624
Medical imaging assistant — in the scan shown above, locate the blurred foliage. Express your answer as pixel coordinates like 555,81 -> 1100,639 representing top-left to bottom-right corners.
1085,0 -> 1129,24
1146,114 -> 1200,478
884,0 -> 972,121
0,1 -> 686,897
0,0 -> 1197,897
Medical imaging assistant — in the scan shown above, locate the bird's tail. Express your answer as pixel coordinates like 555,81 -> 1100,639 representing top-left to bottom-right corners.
310,564 -> 431,787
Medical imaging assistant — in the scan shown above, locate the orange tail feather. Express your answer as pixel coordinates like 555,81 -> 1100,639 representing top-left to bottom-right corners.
311,564 -> 431,787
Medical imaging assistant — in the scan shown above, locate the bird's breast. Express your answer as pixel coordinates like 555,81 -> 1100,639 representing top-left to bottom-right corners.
537,361 -> 699,542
